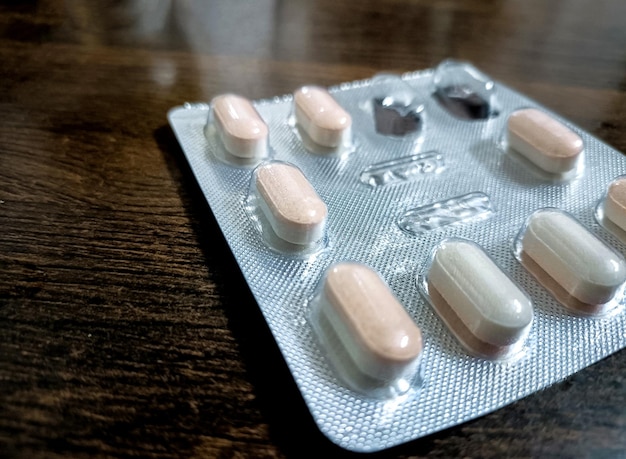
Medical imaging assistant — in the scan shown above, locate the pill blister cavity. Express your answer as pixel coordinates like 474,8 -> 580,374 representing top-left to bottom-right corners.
309,262 -> 423,398
514,208 -> 626,316
433,60 -> 497,120
420,238 -> 533,360
374,97 -> 424,136
292,86 -> 354,155
365,74 -> 426,137
505,108 -> 584,179
245,161 -> 328,255
205,93 -> 271,166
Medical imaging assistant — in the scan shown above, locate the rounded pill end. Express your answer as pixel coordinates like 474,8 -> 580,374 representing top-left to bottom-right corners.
507,108 -> 584,173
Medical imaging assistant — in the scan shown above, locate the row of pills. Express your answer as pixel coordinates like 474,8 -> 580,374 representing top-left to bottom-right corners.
309,198 -> 626,398
207,61 -> 585,181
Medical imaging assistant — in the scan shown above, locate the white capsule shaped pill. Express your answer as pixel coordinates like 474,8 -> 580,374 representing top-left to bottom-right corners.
211,94 -> 269,159
294,86 -> 352,148
254,162 -> 327,245
519,209 -> 626,312
507,108 -> 583,174
604,177 -> 626,232
317,262 -> 423,384
427,239 -> 533,359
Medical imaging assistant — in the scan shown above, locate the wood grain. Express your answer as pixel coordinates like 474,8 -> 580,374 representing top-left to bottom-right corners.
1,1 -> 625,457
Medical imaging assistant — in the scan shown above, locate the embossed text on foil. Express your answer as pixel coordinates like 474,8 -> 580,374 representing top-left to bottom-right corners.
360,151 -> 444,187
398,192 -> 494,234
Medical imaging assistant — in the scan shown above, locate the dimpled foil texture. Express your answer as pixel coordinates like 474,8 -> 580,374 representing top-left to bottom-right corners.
168,65 -> 626,452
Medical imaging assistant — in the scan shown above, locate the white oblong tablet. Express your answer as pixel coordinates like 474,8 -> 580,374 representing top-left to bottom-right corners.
212,94 -> 269,159
604,177 -> 626,232
319,262 -> 423,383
294,86 -> 352,148
507,108 -> 583,174
254,162 -> 327,245
427,239 -> 533,358
520,209 -> 626,308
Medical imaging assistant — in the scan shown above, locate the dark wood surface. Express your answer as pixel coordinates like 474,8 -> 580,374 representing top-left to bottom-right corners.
2,1 -> 626,457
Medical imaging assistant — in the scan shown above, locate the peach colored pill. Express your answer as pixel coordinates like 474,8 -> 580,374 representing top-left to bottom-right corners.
507,108 -> 583,173
320,262 -> 423,382
521,209 -> 626,307
604,177 -> 626,232
212,94 -> 268,159
255,162 -> 327,245
294,86 -> 352,148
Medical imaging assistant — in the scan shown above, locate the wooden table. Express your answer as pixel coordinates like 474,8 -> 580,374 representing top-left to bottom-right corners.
2,1 -> 626,457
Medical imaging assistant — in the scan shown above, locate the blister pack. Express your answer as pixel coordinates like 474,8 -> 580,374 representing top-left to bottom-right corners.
168,60 -> 626,452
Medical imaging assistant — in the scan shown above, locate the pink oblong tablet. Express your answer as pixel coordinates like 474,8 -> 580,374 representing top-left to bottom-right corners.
294,86 -> 352,148
320,262 -> 423,382
255,162 -> 327,245
507,108 -> 583,173
604,177 -> 626,232
212,94 -> 269,159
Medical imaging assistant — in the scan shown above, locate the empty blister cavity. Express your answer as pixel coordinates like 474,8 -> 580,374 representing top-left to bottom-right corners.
433,60 -> 497,120
309,262 -> 423,398
515,208 -> 626,315
374,97 -> 424,136
359,151 -> 444,188
420,239 -> 533,360
292,86 -> 354,155
245,161 -> 328,254
398,192 -> 494,235
506,108 -> 584,177
363,74 -> 425,137
205,93 -> 270,166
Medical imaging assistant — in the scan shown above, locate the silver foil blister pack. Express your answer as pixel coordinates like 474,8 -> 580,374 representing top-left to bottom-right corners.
168,61 -> 626,452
